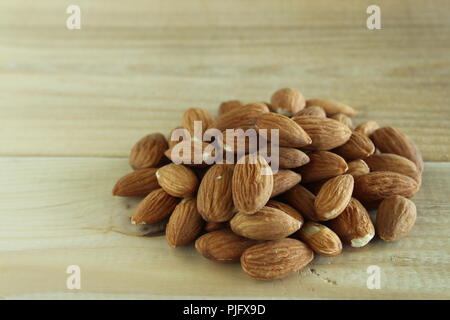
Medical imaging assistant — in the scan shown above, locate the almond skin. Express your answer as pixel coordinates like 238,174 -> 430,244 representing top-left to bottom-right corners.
195,229 -> 259,262
355,120 -> 380,136
182,108 -> 215,138
131,188 -> 179,225
328,198 -> 375,247
333,131 -> 375,160
218,100 -> 244,115
292,116 -> 352,151
371,127 -> 424,173
298,222 -> 342,256
376,195 -> 417,242
278,147 -> 310,169
197,164 -> 236,222
254,112 -> 311,148
330,113 -> 353,129
156,164 -> 199,197
112,168 -> 159,197
270,88 -> 305,116
296,151 -> 348,183
232,155 -> 273,214
129,133 -> 168,169
271,170 -> 302,197
240,238 -> 314,280
230,206 -> 301,240
166,198 -> 204,248
353,171 -> 419,203
294,106 -> 326,118
364,153 -> 420,182
266,200 -> 304,224
283,184 -> 318,221
305,98 -> 357,117
346,159 -> 370,177
315,174 -> 354,221
213,102 -> 269,131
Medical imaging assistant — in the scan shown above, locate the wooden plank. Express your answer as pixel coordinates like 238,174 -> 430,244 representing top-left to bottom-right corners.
0,0 -> 449,160
0,158 -> 448,299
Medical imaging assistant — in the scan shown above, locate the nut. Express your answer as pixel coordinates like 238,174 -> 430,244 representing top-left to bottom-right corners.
129,133 -> 168,169
156,164 -> 199,197
298,221 -> 342,256
112,168 -> 160,197
131,188 -> 179,225
270,88 -> 305,116
305,98 -> 357,117
166,198 -> 204,247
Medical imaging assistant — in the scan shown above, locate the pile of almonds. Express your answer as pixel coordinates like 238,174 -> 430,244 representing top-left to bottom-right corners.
112,88 -> 423,280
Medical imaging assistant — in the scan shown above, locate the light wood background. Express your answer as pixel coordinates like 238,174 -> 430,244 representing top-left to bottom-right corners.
0,0 -> 449,299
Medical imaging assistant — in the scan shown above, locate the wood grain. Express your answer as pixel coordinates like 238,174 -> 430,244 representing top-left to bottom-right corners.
0,158 -> 448,299
0,0 -> 449,160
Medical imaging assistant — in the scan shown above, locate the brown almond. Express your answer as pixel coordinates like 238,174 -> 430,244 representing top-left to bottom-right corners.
305,98 -> 357,117
294,106 -> 326,118
276,147 -> 310,169
195,229 -> 259,262
364,153 -> 420,182
232,155 -> 273,214
129,133 -> 168,169
156,164 -> 199,197
254,113 -> 311,147
271,170 -> 302,197
353,171 -> 419,203
166,198 -> 204,247
213,102 -> 270,131
296,151 -> 348,183
283,184 -> 318,221
330,113 -> 353,129
328,198 -> 375,247
197,164 -> 236,222
315,174 -> 354,221
334,131 -> 375,160
376,195 -> 417,242
298,222 -> 342,256
230,206 -> 301,240
346,159 -> 370,177
204,221 -> 228,233
355,120 -> 380,136
270,88 -> 305,116
131,188 -> 179,225
112,168 -> 160,197
182,108 -> 215,138
292,116 -> 352,151
218,100 -> 244,115
240,239 -> 314,280
371,127 -> 424,173
266,200 -> 304,224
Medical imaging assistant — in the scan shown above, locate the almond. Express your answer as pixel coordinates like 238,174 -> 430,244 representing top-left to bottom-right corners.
346,159 -> 370,177
276,147 -> 310,169
254,112 -> 311,147
129,133 -> 168,169
240,238 -> 314,280
213,102 -> 269,131
315,174 -> 354,221
330,113 -> 353,129
376,195 -> 417,242
271,170 -> 302,197
333,131 -> 375,160
371,127 -> 424,173
230,206 -> 301,240
182,108 -> 215,138
283,184 -> 318,221
328,198 -> 375,247
219,127 -> 257,155
112,168 -> 160,197
197,164 -> 236,222
166,198 -> 204,247
292,116 -> 352,151
353,171 -> 419,203
355,120 -> 380,136
131,188 -> 179,225
294,106 -> 326,118
296,151 -> 348,183
266,200 -> 304,224
195,229 -> 259,262
164,141 -> 215,166
232,155 -> 273,214
204,221 -> 228,232
218,100 -> 244,115
168,126 -> 187,148
156,164 -> 199,197
305,98 -> 357,117
270,88 -> 305,116
298,222 -> 342,256
364,153 -> 420,182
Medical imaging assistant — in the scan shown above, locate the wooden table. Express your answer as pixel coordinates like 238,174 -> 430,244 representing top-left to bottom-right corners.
0,0 -> 449,299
